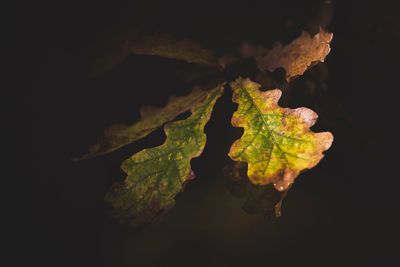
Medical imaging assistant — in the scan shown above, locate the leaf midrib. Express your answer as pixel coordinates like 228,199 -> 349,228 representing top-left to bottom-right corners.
238,84 -> 291,166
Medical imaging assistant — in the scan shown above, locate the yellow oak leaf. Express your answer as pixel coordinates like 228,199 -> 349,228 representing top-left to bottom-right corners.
228,78 -> 333,191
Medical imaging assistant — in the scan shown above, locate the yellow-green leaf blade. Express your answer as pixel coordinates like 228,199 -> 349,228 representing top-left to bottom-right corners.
228,78 -> 333,191
79,87 -> 210,160
105,85 -> 224,225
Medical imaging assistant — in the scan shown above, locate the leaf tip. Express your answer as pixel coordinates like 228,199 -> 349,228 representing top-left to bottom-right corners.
288,107 -> 319,127
316,131 -> 334,151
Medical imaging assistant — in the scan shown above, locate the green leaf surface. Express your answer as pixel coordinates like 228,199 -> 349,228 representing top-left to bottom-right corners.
105,85 -> 224,225
229,78 -> 333,191
79,87 -> 212,159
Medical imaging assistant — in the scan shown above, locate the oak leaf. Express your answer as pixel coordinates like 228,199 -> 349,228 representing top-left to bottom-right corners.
241,28 -> 333,81
224,162 -> 282,218
105,85 -> 224,225
88,33 -> 219,78
228,78 -> 333,191
79,87 -> 212,159
130,34 -> 219,66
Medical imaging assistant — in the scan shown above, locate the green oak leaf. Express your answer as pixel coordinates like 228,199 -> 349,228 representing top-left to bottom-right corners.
105,85 -> 224,225
229,78 -> 333,191
79,87 -> 212,159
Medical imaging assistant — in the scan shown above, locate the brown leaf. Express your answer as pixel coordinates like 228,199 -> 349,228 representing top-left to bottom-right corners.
241,28 -> 333,81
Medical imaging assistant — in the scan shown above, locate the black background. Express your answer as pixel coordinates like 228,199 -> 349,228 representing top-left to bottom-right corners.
21,0 -> 400,266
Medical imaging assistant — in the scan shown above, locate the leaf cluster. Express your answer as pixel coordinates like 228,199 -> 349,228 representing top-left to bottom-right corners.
78,29 -> 334,226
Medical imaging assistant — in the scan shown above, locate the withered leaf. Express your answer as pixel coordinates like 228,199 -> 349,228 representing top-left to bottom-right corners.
242,28 -> 333,81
